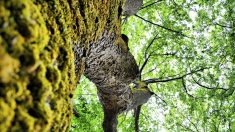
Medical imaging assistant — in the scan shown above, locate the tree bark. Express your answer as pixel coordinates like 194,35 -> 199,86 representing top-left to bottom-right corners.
74,24 -> 153,131
0,0 -> 122,131
1,0 -> 151,131
103,108 -> 119,132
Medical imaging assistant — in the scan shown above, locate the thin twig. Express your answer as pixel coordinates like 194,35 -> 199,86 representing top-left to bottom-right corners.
153,93 -> 167,105
140,0 -> 164,11
214,22 -> 233,28
144,34 -> 160,59
140,35 -> 161,79
142,66 -> 158,76
177,123 -> 196,132
181,78 -> 195,98
186,117 -> 200,132
191,76 -> 228,91
139,51 -> 154,79
135,14 -> 189,37
151,52 -> 177,57
143,68 -> 207,84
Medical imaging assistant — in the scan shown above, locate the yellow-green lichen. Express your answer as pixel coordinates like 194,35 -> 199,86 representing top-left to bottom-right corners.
0,0 -> 53,131
0,45 -> 19,83
131,87 -> 149,93
0,99 -> 15,131
0,0 -> 124,131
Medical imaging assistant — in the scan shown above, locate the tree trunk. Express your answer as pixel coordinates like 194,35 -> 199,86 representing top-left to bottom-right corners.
1,0 -> 151,131
0,0 -> 122,131
74,23 -> 153,131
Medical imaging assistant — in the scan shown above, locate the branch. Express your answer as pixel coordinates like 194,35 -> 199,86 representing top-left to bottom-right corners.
180,112 -> 200,132
153,93 -> 167,105
135,14 -> 188,37
143,68 -> 207,84
73,108 -> 80,118
187,118 -> 200,132
151,52 -> 177,57
214,22 -> 233,28
177,123 -> 196,132
140,0 -> 164,11
144,34 -> 160,59
191,76 -> 228,91
139,35 -> 161,79
181,78 -> 195,98
142,65 -> 157,76
139,52 -> 153,80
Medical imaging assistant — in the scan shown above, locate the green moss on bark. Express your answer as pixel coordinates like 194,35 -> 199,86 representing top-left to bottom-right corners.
0,0 -> 123,131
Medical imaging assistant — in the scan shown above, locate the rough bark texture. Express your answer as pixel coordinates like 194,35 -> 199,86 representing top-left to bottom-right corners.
74,23 -> 152,132
84,27 -> 139,109
1,0 -> 151,131
0,0 -> 122,131
123,0 -> 143,17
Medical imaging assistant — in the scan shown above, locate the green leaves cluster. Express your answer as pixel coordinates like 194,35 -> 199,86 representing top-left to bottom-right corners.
121,0 -> 235,131
70,76 -> 103,132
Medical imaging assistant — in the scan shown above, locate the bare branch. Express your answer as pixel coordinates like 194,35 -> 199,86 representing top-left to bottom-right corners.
139,35 -> 162,79
142,65 -> 157,76
138,61 -> 141,68
181,78 -> 195,98
140,0 -> 164,11
152,52 -> 177,57
180,112 -> 200,132
140,112 -> 150,121
144,34 -> 160,59
177,123 -> 196,132
153,93 -> 168,105
139,51 -> 155,79
214,22 -> 233,28
135,14 -> 189,37
143,68 -> 207,84
191,76 -> 228,91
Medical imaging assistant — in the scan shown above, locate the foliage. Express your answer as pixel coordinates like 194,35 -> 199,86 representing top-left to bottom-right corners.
70,76 -> 103,132
71,0 -> 235,131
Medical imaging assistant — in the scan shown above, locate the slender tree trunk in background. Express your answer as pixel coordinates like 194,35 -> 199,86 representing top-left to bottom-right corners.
0,0 -> 122,131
